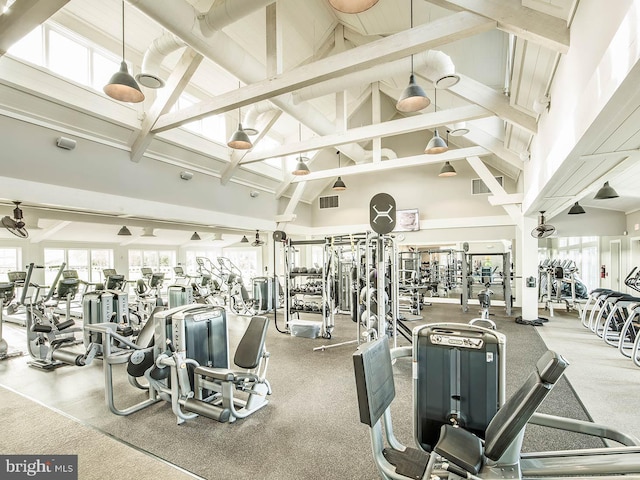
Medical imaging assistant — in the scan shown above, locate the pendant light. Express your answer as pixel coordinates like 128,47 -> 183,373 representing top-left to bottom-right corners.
227,82 -> 252,150
190,232 -> 201,241
292,124 -> 311,175
328,0 -> 379,14
332,151 -> 347,191
567,202 -> 586,215
241,235 -> 249,243
396,0 -> 429,113
594,181 -> 619,199
104,1 -> 145,103
424,88 -> 448,154
117,226 -> 132,236
438,161 -> 456,177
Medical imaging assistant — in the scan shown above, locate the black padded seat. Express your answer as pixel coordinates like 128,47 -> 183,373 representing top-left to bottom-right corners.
434,425 -> 483,474
382,447 -> 430,480
434,350 -> 568,474
617,295 -> 640,303
235,316 -> 269,369
194,316 -> 269,382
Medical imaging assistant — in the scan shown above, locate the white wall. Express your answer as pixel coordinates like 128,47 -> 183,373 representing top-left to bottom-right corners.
551,206 -> 627,237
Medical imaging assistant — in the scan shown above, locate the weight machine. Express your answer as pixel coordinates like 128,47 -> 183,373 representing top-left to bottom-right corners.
462,252 -> 512,317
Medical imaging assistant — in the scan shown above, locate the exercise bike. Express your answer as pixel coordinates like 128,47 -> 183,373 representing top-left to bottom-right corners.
469,282 -> 497,329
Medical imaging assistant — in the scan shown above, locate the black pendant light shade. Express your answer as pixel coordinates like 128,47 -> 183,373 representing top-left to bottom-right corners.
190,232 -> 201,240
117,225 -> 132,236
568,202 -> 586,215
332,151 -> 347,190
241,235 -> 249,243
104,61 -> 145,103
395,0 -> 429,113
594,181 -> 619,199
438,161 -> 456,177
104,2 -> 145,103
227,123 -> 253,150
332,177 -> 347,190
396,74 -> 430,112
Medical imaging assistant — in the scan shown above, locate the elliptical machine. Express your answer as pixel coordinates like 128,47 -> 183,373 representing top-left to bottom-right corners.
24,263 -> 97,370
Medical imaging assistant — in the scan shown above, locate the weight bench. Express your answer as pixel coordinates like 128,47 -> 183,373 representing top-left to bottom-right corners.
354,337 -> 640,480
188,315 -> 271,423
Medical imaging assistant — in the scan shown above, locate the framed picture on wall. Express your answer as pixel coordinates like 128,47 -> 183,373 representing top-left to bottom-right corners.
394,208 -> 420,232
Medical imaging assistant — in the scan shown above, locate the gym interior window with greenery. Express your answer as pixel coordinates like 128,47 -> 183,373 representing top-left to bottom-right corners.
128,250 -> 176,282
43,248 -> 113,285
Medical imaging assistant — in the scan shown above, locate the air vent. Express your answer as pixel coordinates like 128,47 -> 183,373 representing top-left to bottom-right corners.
472,176 -> 503,195
319,195 -> 339,209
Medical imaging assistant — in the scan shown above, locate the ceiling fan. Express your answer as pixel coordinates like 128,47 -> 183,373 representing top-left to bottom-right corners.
2,201 -> 29,239
251,229 -> 265,247
530,211 -> 556,239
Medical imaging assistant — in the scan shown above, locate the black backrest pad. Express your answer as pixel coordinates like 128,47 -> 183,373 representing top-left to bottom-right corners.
234,316 -> 269,369
352,336 -> 395,427
484,350 -> 568,461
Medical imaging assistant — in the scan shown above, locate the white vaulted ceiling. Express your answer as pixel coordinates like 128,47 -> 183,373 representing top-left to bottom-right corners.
1,0 -> 639,245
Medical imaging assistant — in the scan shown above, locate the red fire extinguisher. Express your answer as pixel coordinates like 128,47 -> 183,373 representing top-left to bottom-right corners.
601,265 -> 606,279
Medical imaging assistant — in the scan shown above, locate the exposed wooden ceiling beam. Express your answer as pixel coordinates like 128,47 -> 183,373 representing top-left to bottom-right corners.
29,220 -> 71,244
220,108 -> 282,185
488,193 -> 524,206
426,0 -> 570,54
151,12 -> 495,132
463,124 -> 524,170
0,0 -> 70,56
130,48 -> 203,163
290,146 -> 490,183
242,104 -> 491,165
466,155 -> 520,222
447,74 -> 538,135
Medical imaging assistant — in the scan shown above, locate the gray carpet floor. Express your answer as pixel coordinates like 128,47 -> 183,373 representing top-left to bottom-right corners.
0,386 -> 199,479
0,303 -> 604,479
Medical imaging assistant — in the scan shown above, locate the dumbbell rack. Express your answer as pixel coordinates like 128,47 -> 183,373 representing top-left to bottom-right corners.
283,238 -> 334,339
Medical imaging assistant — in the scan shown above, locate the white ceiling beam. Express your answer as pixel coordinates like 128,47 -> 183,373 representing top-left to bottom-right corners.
220,108 -> 282,185
130,48 -> 204,163
425,0 -> 569,54
0,0 -> 70,56
242,104 -> 491,165
463,124 -> 524,170
466,155 -> 520,223
280,182 -> 307,221
488,193 -> 524,206
29,220 -> 71,244
446,74 -> 538,135
152,12 -> 495,132
291,146 -> 490,183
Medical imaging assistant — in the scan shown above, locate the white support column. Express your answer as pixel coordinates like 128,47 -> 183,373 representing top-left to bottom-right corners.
336,91 -> 347,133
372,81 -> 382,163
517,215 -> 541,320
265,3 -> 278,78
